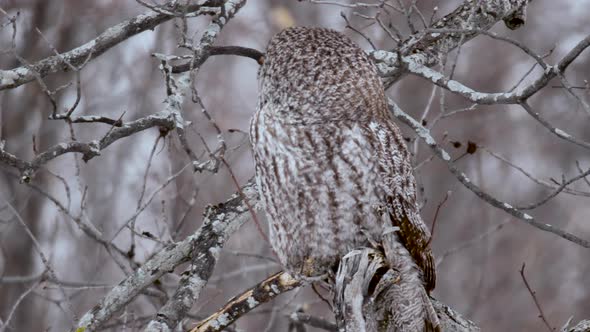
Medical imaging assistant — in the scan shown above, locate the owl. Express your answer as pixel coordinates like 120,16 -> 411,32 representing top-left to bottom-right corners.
250,27 -> 439,331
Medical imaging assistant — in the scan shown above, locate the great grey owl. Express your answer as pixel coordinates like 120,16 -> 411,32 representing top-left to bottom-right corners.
250,27 -> 439,331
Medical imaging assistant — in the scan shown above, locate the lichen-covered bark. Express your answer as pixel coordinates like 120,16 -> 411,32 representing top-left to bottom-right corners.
334,248 -> 480,332
368,0 -> 530,86
190,271 -> 300,332
0,1 -> 224,91
75,181 -> 257,332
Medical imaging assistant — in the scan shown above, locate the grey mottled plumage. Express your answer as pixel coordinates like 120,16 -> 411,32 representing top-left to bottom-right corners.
250,27 -> 439,331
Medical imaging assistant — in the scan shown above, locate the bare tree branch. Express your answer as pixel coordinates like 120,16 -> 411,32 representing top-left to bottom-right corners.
0,0 -> 225,91
389,98 -> 590,249
188,268 -> 482,332
144,1 -> 247,330
563,320 -> 590,332
171,45 -> 264,73
369,0 -> 532,86
520,263 -> 554,332
0,110 -> 177,182
289,312 -> 338,332
74,180 -> 257,332
2,0 -> 589,330
189,271 -> 301,332
395,34 -> 590,106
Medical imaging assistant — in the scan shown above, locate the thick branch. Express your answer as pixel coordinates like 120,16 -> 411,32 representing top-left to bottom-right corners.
189,271 -> 301,332
564,320 -> 590,332
335,248 -> 480,332
171,46 -> 264,73
50,114 -> 124,126
0,0 -> 224,91
388,98 -> 590,249
74,180 -> 257,332
368,0 -> 531,86
395,35 -> 590,150
399,34 -> 590,106
144,1 -> 247,330
289,312 -> 338,332
191,267 -> 481,332
0,110 -> 177,181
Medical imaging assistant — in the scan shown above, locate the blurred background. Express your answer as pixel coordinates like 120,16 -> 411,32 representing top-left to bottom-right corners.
0,0 -> 589,331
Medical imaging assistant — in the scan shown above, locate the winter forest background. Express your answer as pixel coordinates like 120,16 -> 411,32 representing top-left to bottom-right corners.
0,0 -> 589,331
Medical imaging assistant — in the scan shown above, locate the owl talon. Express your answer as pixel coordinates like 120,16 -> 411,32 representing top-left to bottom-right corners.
361,228 -> 380,248
382,226 -> 400,236
342,249 -> 363,260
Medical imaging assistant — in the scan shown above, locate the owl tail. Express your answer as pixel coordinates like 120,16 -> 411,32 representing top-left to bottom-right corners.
381,232 -> 441,332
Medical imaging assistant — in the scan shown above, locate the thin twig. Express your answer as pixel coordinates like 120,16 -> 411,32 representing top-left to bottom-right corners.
427,191 -> 451,246
519,263 -> 554,332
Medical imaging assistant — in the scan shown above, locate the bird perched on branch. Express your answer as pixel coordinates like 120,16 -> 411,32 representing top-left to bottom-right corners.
250,26 -> 439,331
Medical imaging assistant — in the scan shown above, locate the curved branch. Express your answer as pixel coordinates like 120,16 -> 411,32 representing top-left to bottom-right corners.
188,269 -> 480,332
171,46 -> 265,73
0,0 -> 223,91
74,180 -> 257,332
144,1 -> 248,330
395,35 -> 590,152
564,320 -> 590,332
0,111 -> 177,182
389,98 -> 590,249
369,0 -> 531,86
398,34 -> 590,105
189,271 -> 301,332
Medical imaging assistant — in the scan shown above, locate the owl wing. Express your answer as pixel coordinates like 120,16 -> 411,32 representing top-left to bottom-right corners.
387,197 -> 436,292
368,120 -> 436,292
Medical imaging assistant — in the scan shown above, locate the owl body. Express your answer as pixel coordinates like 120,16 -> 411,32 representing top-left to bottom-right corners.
252,115 -> 382,275
251,27 -> 439,331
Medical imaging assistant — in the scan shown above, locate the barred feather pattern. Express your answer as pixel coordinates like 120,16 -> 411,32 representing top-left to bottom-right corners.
250,27 -> 439,331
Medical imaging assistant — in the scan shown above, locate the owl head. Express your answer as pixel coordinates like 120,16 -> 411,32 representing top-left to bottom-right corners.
257,27 -> 388,124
